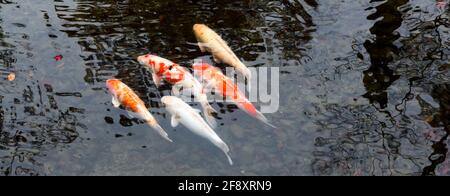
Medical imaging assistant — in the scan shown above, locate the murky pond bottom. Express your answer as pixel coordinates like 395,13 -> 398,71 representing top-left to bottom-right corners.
0,0 -> 449,176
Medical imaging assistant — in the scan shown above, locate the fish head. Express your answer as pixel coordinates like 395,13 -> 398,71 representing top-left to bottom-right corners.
137,54 -> 152,66
106,79 -> 121,95
161,96 -> 179,108
193,24 -> 209,41
193,24 -> 206,33
138,54 -> 160,73
139,54 -> 174,76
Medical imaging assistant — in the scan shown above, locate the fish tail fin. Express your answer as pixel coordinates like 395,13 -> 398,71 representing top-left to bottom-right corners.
140,107 -> 173,142
237,64 -> 252,83
243,67 -> 252,82
149,122 -> 173,143
217,141 -> 233,165
255,111 -> 277,129
237,66 -> 252,92
210,135 -> 233,165
226,153 -> 234,166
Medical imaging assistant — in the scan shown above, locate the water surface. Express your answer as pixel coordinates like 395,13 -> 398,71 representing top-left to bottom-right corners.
0,0 -> 449,176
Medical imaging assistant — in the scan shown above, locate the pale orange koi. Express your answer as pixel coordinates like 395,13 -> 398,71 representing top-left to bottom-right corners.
193,24 -> 252,81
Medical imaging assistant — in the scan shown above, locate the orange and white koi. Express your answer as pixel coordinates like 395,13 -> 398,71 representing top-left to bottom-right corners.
106,79 -> 172,142
193,63 -> 275,128
138,54 -> 217,127
162,96 -> 233,165
193,24 -> 252,81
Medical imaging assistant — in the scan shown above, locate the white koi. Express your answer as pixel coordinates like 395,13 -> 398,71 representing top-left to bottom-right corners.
161,96 -> 233,165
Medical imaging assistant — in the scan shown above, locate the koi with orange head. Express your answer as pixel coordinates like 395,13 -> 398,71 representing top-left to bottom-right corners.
106,79 -> 173,142
193,63 -> 276,128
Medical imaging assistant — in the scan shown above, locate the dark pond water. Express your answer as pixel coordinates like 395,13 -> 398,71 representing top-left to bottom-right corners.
0,0 -> 449,176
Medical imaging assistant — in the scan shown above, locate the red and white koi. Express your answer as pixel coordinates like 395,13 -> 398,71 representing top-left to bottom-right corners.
193,63 -> 275,128
106,79 -> 172,142
137,54 -> 217,127
137,54 -> 176,87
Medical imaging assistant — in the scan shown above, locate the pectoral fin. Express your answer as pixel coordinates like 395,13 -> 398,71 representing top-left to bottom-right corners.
198,42 -> 207,53
193,108 -> 201,113
203,79 -> 217,93
171,83 -> 183,96
112,96 -> 121,108
213,56 -> 222,63
203,104 -> 217,128
152,72 -> 162,87
127,111 -> 140,119
171,114 -> 181,127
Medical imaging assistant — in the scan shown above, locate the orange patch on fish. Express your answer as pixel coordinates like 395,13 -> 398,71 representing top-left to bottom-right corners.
194,63 -> 256,115
106,79 -> 145,113
164,65 -> 185,84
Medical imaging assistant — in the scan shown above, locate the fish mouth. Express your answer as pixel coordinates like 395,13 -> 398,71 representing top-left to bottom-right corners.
193,24 -> 205,33
137,54 -> 151,65
160,96 -> 173,107
137,58 -> 146,65
105,81 -> 116,95
106,79 -> 115,87
160,97 -> 167,105
193,24 -> 201,30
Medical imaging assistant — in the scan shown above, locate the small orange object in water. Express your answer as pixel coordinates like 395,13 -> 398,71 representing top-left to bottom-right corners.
7,73 -> 15,81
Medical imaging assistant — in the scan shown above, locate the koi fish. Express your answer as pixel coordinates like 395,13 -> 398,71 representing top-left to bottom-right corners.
138,54 -> 217,127
193,24 -> 252,81
193,63 -> 276,128
106,79 -> 173,142
137,54 -> 175,87
161,96 -> 233,165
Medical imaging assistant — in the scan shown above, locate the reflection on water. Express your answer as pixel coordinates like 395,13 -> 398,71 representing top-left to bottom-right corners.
363,0 -> 407,109
423,84 -> 449,175
0,0 -> 84,175
54,0 -> 318,113
310,0 -> 449,176
0,0 -> 449,175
